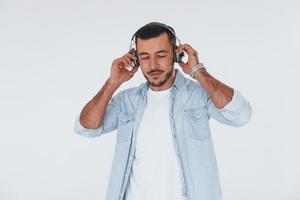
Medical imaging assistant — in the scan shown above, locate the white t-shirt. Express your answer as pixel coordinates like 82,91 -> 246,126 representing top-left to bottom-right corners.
124,87 -> 184,200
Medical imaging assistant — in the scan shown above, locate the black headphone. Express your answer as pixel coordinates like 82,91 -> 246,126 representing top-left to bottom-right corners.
129,22 -> 185,67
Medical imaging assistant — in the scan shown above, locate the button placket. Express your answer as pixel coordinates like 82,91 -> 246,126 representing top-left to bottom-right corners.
119,93 -> 147,200
169,92 -> 189,199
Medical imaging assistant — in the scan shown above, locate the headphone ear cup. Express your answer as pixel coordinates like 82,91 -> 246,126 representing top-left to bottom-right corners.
135,57 -> 140,67
174,52 -> 179,63
174,46 -> 185,63
174,46 -> 184,63
131,50 -> 140,67
174,46 -> 178,63
178,52 -> 184,63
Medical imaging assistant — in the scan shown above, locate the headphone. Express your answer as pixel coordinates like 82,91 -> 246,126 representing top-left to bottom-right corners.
129,22 -> 185,67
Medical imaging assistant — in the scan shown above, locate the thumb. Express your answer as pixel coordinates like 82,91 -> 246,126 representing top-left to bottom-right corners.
132,66 -> 139,73
129,66 -> 139,75
178,61 -> 185,68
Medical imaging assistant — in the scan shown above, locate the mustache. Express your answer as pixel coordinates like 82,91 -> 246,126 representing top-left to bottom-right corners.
147,69 -> 164,74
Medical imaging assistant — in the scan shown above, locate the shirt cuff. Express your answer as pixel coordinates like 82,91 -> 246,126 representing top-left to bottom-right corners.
217,88 -> 248,114
73,115 -> 103,137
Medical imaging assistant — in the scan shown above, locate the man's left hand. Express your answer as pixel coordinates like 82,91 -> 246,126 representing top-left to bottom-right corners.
176,43 -> 200,74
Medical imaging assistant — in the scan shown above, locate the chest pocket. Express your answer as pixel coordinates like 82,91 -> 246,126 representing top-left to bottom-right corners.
117,112 -> 135,143
183,107 -> 210,141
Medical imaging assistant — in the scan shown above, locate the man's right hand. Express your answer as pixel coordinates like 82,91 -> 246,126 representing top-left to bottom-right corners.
108,52 -> 139,86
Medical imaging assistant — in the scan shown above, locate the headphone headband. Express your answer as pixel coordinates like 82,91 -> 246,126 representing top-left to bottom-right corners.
129,22 -> 181,50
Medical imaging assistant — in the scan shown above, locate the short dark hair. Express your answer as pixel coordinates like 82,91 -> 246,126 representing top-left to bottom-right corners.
134,22 -> 176,49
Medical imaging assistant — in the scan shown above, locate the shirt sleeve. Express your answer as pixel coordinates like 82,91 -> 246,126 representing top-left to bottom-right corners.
207,88 -> 252,127
73,92 -> 122,137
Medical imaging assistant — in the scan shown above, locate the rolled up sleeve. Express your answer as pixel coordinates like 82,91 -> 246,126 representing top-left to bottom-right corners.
207,88 -> 252,127
73,92 -> 121,137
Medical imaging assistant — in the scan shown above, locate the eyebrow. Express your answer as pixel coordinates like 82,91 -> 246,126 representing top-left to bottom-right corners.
138,50 -> 168,56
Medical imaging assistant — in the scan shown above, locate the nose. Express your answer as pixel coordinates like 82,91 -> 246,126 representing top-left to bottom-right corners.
149,56 -> 158,70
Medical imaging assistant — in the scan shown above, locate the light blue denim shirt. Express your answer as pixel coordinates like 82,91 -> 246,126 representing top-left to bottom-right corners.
74,69 -> 252,200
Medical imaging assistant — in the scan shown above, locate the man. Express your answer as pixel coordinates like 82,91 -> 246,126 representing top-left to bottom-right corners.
74,22 -> 252,200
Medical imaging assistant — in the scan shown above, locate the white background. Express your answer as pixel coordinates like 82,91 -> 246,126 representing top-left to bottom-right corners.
0,0 -> 299,199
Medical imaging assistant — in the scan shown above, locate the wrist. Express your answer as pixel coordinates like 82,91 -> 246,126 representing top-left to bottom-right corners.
194,68 -> 205,80
189,63 -> 206,79
107,78 -> 122,89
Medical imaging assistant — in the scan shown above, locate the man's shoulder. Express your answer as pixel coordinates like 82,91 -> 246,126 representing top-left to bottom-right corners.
181,74 -> 205,93
183,76 -> 198,88
179,73 -> 209,104
117,82 -> 146,98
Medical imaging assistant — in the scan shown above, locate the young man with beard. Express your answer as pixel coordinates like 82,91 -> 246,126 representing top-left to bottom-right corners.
74,22 -> 252,200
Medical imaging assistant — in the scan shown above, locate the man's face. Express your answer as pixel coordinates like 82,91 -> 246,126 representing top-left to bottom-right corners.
136,32 -> 174,88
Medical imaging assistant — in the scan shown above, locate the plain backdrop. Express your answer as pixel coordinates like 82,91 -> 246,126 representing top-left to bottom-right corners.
0,0 -> 299,200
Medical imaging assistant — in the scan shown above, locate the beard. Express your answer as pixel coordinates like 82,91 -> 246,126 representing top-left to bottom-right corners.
143,65 -> 174,87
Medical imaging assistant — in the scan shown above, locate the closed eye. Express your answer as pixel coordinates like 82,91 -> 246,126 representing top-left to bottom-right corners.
140,54 -> 167,60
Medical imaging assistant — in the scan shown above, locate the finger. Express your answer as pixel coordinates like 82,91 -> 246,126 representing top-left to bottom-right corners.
129,48 -> 136,54
184,43 -> 199,57
177,61 -> 186,68
127,49 -> 138,60
121,57 -> 131,66
130,66 -> 139,74
184,43 -> 193,48
125,52 -> 137,60
183,44 -> 199,58
114,58 -> 124,67
128,66 -> 138,77
177,44 -> 191,56
177,44 -> 184,54
182,43 -> 193,53
116,58 -> 129,69
123,56 -> 134,67
124,53 -> 137,62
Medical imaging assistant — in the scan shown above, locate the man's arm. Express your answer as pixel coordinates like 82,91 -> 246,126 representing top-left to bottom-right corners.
74,80 -> 122,137
74,51 -> 139,137
194,69 -> 233,109
194,69 -> 251,127
79,79 -> 120,129
177,43 -> 251,127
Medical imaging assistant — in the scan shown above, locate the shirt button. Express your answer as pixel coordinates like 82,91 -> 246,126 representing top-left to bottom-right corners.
183,187 -> 188,196
196,114 -> 200,119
